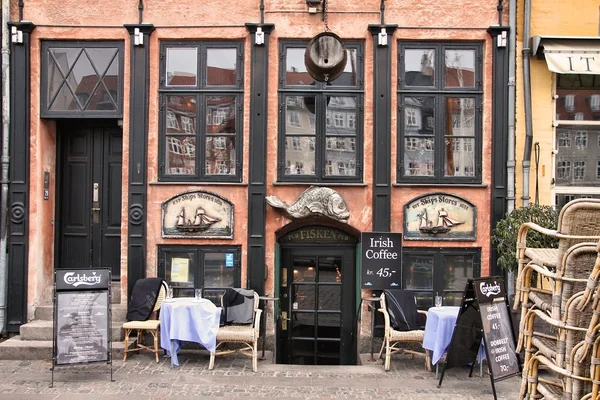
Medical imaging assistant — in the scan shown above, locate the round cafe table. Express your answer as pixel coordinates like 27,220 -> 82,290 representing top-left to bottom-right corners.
422,305 -> 484,377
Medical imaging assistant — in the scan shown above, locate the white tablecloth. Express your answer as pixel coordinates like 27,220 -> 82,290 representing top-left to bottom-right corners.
159,297 -> 221,366
422,306 -> 461,365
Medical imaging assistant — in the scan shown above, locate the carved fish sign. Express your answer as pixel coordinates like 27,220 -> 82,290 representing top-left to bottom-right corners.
266,186 -> 350,223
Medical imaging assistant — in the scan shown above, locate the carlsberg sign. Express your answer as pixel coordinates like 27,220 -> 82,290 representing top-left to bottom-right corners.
55,269 -> 110,291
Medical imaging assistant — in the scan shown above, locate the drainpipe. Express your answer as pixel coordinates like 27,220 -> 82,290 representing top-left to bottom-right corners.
0,0 -> 11,335
505,0 -> 517,300
521,0 -> 533,207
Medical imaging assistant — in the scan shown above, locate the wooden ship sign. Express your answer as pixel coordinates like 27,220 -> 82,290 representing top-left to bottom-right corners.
162,191 -> 233,238
404,193 -> 476,241
176,207 -> 221,232
417,208 -> 464,234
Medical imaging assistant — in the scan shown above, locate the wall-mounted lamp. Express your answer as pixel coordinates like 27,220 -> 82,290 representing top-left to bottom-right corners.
11,26 -> 23,44
496,30 -> 507,48
378,27 -> 388,47
134,28 -> 144,46
255,27 -> 265,45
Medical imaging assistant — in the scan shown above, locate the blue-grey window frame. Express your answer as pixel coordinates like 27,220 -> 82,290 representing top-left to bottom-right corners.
277,40 -> 365,183
158,41 -> 244,182
397,42 -> 483,184
40,41 -> 125,118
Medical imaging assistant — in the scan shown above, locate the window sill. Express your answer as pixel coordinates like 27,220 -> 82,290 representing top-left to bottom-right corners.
393,183 -> 488,188
150,181 -> 248,186
272,182 -> 368,187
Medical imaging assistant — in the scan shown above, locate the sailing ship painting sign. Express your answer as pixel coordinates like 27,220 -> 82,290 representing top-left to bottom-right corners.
162,191 -> 233,238
404,193 -> 476,241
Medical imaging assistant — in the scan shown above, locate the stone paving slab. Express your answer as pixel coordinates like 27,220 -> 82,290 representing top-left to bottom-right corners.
0,352 -> 521,400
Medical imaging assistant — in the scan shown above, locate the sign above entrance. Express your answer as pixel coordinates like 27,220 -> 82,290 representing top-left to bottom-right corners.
162,191 -> 233,238
360,232 -> 402,289
404,193 -> 476,241
280,227 -> 356,245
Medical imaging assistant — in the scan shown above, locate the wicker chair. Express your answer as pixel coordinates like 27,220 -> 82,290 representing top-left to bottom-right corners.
123,280 -> 168,362
209,289 -> 262,372
520,292 -> 596,399
378,291 -> 430,372
514,199 -> 600,350
521,291 -> 600,399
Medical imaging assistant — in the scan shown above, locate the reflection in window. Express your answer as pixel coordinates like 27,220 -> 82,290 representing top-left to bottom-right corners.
574,161 -> 586,180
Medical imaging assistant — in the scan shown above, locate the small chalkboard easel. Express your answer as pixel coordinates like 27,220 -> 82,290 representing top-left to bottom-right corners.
438,277 -> 520,399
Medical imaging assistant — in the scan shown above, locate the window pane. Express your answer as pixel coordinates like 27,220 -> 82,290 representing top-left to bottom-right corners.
554,127 -> 600,186
445,49 -> 476,88
404,96 -> 434,134
293,285 -> 316,310
556,74 -> 600,121
166,136 -> 196,175
206,95 -> 236,133
404,49 -> 435,87
403,255 -> 434,290
445,137 -> 475,177
293,257 -> 316,283
330,48 -> 358,87
285,137 -> 316,176
318,256 -> 342,283
286,48 -> 313,86
206,48 -> 237,86
317,314 -> 341,338
205,136 -> 236,175
442,255 -> 474,291
286,96 -> 316,134
167,253 -> 195,289
166,47 -> 197,86
326,96 -> 357,135
403,137 -> 435,177
204,253 -> 235,288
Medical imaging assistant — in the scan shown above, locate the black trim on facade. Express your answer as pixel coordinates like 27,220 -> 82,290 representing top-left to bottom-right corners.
245,23 -> 274,296
487,26 -> 510,277
368,24 -> 397,232
124,24 -> 155,299
7,21 -> 36,332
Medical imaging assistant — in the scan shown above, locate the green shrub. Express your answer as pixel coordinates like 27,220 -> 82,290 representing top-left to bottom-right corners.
492,205 -> 559,272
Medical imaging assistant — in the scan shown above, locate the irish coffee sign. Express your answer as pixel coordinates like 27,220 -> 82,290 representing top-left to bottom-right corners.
360,232 -> 402,289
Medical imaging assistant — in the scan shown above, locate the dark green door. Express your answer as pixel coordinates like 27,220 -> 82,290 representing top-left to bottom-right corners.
57,123 -> 122,279
279,247 -> 356,365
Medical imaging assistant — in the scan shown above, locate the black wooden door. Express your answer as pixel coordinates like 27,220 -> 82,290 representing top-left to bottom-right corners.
278,247 -> 356,365
57,124 -> 123,279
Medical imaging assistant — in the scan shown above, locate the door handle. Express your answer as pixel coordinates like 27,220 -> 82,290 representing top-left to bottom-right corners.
92,183 -> 100,223
281,311 -> 289,330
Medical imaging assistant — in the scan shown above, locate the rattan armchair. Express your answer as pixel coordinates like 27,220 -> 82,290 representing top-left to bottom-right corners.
514,199 -> 600,350
520,292 -> 595,399
378,291 -> 430,372
208,289 -> 262,372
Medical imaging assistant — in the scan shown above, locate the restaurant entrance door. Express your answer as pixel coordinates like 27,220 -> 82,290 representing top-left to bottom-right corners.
277,225 -> 358,365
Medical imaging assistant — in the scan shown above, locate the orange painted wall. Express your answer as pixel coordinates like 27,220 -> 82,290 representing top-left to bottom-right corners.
16,0 -> 503,326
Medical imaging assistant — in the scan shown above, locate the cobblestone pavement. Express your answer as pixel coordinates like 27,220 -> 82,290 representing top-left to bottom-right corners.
0,351 -> 521,400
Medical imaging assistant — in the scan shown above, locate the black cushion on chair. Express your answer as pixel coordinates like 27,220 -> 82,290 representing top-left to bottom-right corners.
222,288 -> 254,325
383,289 -> 420,331
126,278 -> 164,321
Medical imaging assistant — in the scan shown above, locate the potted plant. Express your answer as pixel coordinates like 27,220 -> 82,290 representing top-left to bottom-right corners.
491,204 -> 559,299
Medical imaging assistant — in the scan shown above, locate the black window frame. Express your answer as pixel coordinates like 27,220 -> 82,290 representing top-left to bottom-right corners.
397,42 -> 483,184
158,245 -> 242,298
402,247 -> 481,309
158,41 -> 244,182
277,40 -> 365,183
40,40 -> 125,118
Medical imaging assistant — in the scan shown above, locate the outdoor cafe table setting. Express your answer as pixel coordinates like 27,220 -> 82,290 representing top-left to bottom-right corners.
423,305 -> 485,376
159,296 -> 222,367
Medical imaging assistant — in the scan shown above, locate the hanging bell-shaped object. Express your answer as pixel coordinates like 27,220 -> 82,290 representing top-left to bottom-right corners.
304,32 -> 347,83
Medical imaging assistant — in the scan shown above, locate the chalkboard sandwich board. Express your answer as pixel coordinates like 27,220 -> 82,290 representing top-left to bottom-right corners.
51,268 -> 113,386
439,277 -> 520,400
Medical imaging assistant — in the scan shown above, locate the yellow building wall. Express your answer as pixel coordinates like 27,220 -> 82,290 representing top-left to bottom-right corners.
515,0 -> 599,207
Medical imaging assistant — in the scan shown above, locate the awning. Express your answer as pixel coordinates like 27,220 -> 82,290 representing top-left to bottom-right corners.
532,36 -> 600,74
